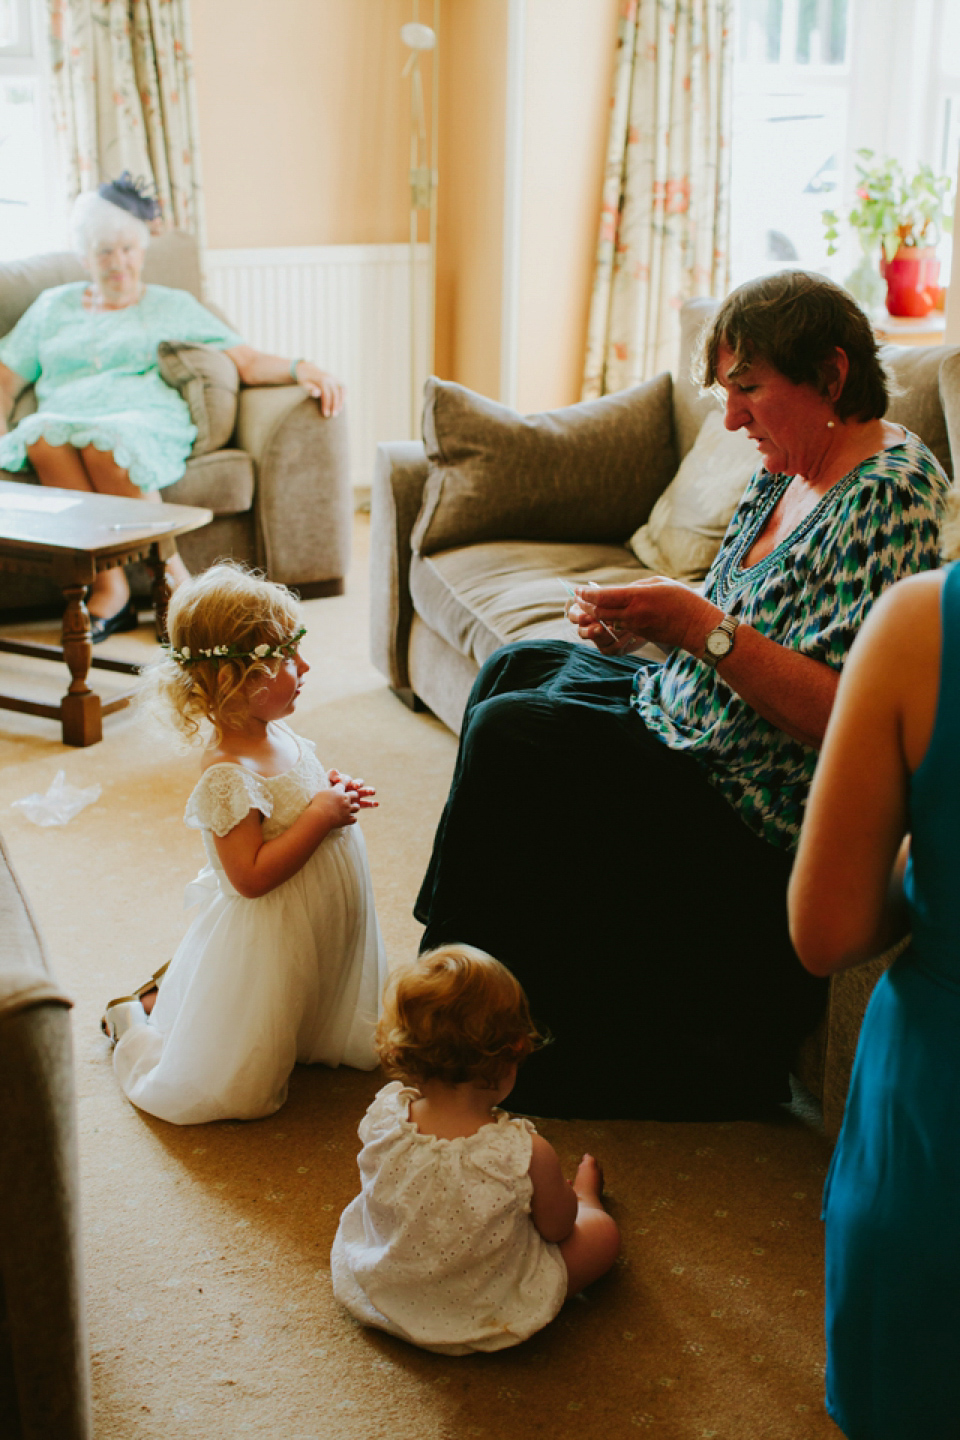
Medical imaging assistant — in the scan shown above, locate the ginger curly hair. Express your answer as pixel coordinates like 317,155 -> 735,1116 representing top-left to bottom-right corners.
377,944 -> 545,1089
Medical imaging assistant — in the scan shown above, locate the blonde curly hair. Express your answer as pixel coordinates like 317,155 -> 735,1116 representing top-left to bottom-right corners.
141,562 -> 305,745
376,944 -> 546,1089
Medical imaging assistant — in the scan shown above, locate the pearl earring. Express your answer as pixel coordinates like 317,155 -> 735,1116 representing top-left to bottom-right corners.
826,420 -> 835,429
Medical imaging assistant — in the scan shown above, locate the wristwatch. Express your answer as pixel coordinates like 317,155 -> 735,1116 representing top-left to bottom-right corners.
702,613 -> 740,668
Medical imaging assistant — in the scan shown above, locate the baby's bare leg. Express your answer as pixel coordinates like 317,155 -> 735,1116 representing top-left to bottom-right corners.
559,1155 -> 621,1297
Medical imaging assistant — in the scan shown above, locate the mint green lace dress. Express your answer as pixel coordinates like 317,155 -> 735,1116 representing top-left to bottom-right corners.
0,283 -> 242,492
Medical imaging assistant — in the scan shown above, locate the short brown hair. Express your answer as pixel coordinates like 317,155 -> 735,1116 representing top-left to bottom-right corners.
698,269 -> 890,422
377,944 -> 545,1089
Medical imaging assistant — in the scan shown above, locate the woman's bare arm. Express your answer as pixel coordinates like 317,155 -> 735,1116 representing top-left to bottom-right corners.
788,572 -> 943,976
224,344 -> 344,417
0,361 -> 27,437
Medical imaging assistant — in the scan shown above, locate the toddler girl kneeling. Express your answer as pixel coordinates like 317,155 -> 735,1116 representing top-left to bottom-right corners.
102,563 -> 387,1124
331,944 -> 620,1353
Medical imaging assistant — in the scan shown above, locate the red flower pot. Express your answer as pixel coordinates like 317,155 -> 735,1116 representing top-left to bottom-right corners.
880,246 -> 941,318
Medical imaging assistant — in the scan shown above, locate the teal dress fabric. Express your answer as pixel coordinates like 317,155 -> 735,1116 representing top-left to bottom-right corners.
0,283 -> 242,491
635,432 -> 949,848
823,560 -> 960,1438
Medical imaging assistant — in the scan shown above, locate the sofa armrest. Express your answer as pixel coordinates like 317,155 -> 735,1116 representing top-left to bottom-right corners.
235,386 -> 352,590
370,440 -> 430,692
0,834 -> 91,1440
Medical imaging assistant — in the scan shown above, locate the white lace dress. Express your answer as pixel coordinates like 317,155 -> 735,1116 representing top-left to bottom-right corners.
330,1082 -> 568,1354
113,726 -> 387,1124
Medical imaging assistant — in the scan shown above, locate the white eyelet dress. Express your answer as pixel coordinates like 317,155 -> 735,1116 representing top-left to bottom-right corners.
330,1082 -> 568,1354
112,726 -> 387,1124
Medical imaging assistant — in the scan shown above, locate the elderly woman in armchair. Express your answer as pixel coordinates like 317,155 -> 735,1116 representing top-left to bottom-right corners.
415,270 -> 950,1123
0,174 -> 344,640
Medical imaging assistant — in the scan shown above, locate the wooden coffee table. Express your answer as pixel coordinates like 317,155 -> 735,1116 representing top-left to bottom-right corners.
0,480 -> 212,746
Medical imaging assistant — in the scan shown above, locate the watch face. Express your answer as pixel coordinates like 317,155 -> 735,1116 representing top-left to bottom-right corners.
706,630 -> 731,657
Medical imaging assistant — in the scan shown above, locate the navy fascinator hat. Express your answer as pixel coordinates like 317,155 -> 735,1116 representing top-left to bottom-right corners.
98,171 -> 162,223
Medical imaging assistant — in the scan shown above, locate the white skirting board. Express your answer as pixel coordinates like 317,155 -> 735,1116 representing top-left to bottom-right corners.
205,243 -> 430,493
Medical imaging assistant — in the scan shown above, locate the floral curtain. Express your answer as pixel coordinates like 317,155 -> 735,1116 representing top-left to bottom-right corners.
582,0 -> 733,396
46,0 -> 204,237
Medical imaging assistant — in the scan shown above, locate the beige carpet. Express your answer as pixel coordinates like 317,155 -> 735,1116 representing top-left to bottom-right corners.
0,517 -> 840,1440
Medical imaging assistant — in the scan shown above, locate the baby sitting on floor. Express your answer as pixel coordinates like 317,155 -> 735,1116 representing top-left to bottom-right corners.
331,943 -> 620,1353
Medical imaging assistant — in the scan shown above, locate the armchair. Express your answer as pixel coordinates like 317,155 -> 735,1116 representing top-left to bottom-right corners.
0,232 -> 351,613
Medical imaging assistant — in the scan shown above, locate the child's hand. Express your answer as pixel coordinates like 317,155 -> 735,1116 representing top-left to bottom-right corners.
311,782 -> 361,829
327,768 -> 379,809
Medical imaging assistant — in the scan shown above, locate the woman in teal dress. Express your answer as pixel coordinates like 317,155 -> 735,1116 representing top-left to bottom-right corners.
790,558 -> 960,1436
0,175 -> 345,639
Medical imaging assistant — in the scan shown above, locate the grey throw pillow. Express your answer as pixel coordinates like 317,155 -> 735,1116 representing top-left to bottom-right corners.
411,374 -> 678,557
157,340 -> 239,455
628,411 -> 759,582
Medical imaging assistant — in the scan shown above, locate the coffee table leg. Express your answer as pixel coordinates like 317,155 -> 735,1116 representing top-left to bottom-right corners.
60,584 -> 102,746
148,544 -> 171,641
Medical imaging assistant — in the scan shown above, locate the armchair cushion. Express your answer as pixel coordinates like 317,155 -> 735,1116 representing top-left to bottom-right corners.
628,410 -> 759,582
162,449 -> 255,515
412,374 -> 678,557
157,340 -> 239,456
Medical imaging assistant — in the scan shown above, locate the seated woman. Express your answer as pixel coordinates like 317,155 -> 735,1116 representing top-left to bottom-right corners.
0,174 -> 344,640
415,269 -> 950,1122
788,556 -> 960,1438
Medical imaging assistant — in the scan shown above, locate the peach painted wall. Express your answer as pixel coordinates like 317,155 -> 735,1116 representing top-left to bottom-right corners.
515,0 -> 620,413
191,0 -> 413,248
433,0 -> 509,397
190,0 -> 618,409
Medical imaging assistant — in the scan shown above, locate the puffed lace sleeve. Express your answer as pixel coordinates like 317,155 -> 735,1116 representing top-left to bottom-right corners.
184,764 -> 274,837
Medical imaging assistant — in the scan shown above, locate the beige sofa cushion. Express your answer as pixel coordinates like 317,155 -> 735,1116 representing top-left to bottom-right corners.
410,540 -> 649,668
628,410 -> 759,582
412,374 -> 678,557
157,340 -> 239,455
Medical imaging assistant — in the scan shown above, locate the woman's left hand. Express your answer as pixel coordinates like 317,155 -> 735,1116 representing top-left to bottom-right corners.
294,361 -> 345,417
569,579 -> 716,656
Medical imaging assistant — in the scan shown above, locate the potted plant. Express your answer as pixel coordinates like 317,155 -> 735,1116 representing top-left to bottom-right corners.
823,150 -> 953,318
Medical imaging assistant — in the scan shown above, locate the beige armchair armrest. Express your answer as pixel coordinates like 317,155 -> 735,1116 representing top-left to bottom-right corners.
369,440 -> 430,693
235,387 -> 351,591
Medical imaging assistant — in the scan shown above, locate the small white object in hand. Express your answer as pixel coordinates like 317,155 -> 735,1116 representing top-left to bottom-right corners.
10,770 -> 102,827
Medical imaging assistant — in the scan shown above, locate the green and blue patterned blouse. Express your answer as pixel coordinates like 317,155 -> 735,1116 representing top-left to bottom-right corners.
634,431 -> 949,850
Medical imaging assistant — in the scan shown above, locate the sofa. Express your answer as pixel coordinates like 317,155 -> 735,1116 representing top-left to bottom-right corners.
0,830 -> 90,1440
0,232 -> 352,614
370,297 -> 960,1134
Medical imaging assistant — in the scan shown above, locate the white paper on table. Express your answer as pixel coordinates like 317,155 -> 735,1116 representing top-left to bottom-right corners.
0,492 -> 82,513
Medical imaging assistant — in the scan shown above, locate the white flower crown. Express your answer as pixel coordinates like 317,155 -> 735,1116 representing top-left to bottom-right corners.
164,625 -> 307,668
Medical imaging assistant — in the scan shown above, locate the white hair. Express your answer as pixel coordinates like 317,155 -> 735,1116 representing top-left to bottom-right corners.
70,191 -> 150,259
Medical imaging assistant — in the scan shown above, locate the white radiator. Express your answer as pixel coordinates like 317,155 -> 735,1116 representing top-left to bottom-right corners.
205,243 -> 430,492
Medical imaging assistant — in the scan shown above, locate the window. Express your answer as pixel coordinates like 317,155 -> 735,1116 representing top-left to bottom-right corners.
729,0 -> 958,294
1,0 -> 64,262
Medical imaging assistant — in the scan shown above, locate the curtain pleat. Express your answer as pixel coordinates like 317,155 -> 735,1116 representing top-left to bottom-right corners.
582,0 -> 733,396
45,0 -> 204,238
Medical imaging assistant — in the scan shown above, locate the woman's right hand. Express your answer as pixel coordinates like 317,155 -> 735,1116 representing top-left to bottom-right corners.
569,578 -> 717,656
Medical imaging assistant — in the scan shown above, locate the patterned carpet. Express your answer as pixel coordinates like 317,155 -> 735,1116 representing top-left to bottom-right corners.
0,517 -> 840,1439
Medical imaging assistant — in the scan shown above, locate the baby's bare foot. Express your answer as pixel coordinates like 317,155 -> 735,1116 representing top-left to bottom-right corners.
573,1153 -> 605,1205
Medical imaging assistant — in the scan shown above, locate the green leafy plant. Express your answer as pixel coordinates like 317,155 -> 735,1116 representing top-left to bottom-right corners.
823,150 -> 953,263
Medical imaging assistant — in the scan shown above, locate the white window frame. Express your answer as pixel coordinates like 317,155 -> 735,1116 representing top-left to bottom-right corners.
730,0 -> 958,289
0,0 -> 66,260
